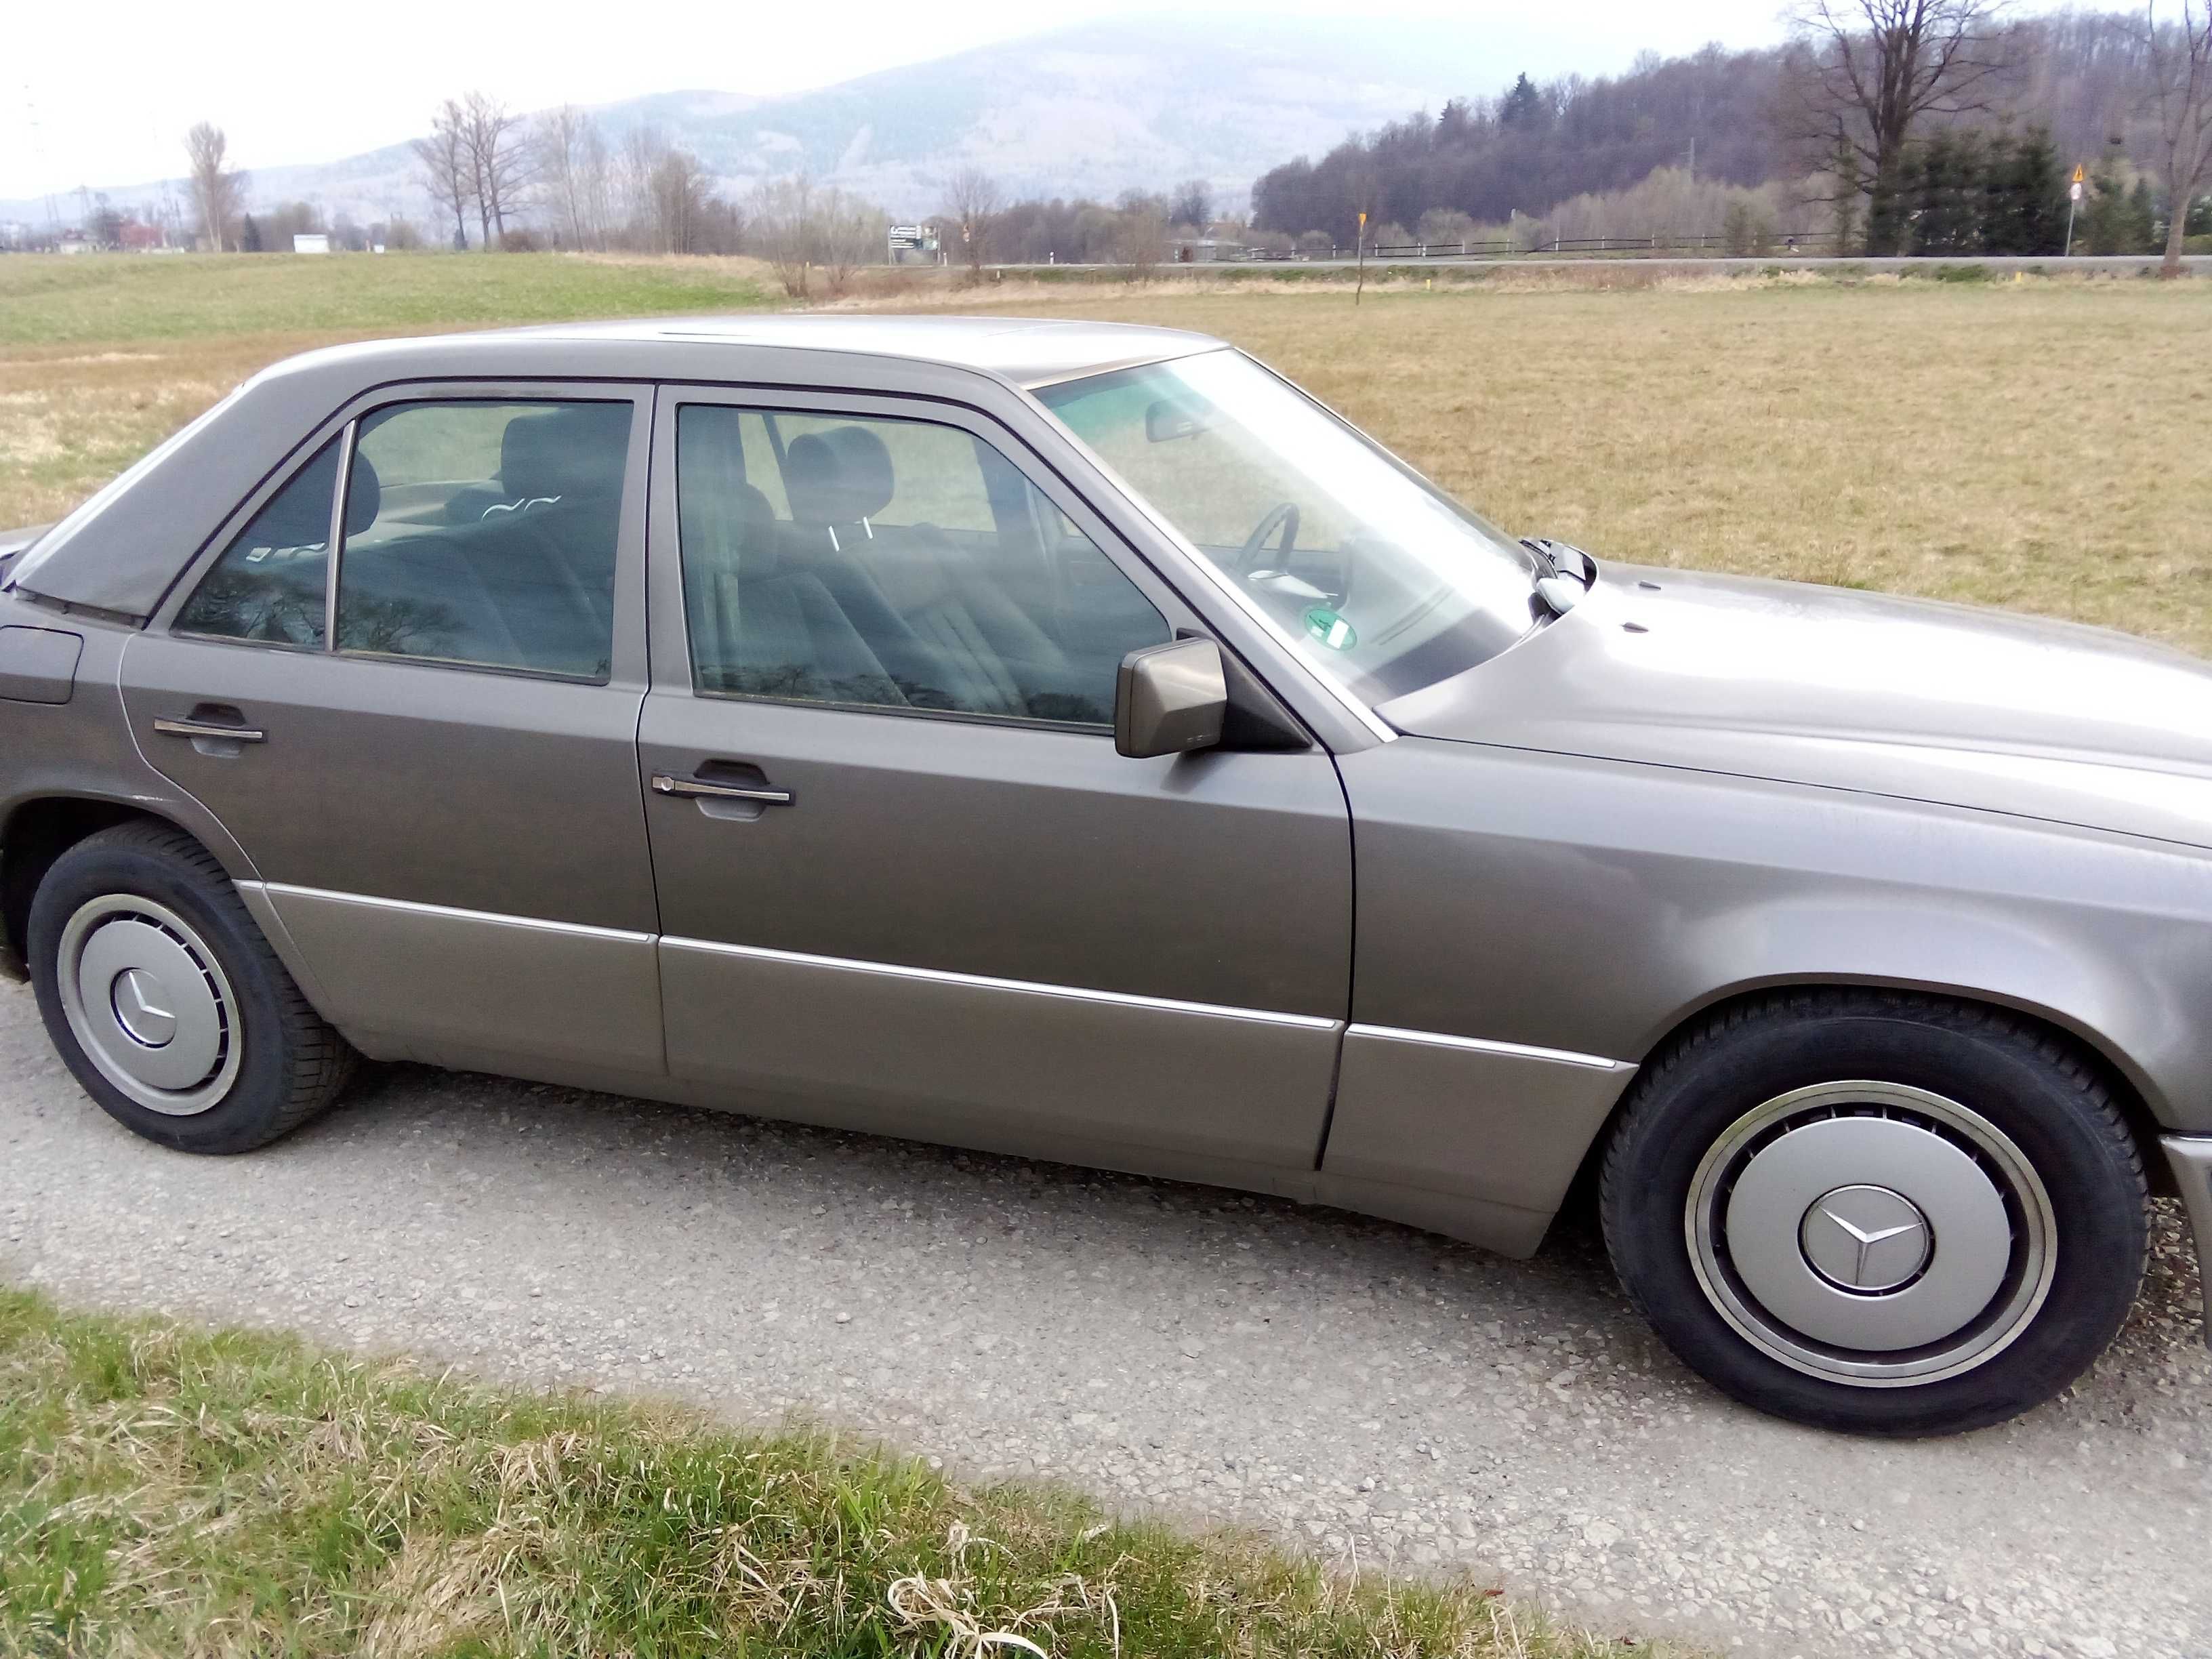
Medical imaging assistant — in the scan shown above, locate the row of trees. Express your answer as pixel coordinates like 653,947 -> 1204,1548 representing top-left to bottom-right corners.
979,184 -> 1216,268
411,95 -> 751,254
1853,125 -> 2070,255
1786,0 -> 2209,269
1250,2 -> 2211,275
166,2 -> 2210,275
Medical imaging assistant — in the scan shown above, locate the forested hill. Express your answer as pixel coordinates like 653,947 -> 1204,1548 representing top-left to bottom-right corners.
1254,47 -> 1783,244
1249,11 -> 2161,246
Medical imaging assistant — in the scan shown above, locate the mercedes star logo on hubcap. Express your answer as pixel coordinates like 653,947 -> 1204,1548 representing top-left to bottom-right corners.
1799,1184 -> 1932,1293
111,968 -> 178,1048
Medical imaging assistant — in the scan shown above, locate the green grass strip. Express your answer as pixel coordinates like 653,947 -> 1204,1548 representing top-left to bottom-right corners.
0,1285 -> 1673,1657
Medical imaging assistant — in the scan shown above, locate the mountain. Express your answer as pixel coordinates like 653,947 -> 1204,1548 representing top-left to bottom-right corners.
0,14 -> 1591,230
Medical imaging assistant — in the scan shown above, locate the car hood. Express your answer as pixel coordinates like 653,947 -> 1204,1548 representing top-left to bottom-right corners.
1376,563 -> 2212,851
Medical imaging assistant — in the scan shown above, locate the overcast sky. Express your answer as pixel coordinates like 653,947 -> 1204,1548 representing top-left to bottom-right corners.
3,0 -> 1793,201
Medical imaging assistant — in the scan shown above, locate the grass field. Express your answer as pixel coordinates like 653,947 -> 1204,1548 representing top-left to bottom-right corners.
5,253 -> 2209,655
0,1286 -> 1650,1658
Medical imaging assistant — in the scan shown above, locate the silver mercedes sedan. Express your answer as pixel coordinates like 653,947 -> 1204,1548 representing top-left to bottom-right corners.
1,316 -> 2206,1435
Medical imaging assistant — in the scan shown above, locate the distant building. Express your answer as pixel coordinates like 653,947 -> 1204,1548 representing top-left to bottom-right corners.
293,233 -> 331,255
1172,234 -> 1244,264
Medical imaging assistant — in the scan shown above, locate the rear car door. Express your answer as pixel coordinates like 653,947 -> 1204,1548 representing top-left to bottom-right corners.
121,385 -> 663,1076
638,387 -> 1354,1181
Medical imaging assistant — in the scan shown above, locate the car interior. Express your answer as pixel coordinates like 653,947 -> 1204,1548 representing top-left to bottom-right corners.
676,408 -> 1167,726
333,402 -> 632,681
177,398 -> 1169,719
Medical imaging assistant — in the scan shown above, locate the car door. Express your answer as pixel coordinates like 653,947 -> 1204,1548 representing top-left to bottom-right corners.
638,388 -> 1353,1180
121,384 -> 663,1076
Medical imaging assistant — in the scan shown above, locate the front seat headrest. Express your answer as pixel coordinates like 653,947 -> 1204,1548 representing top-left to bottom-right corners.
500,405 -> 631,502
823,426 -> 895,523
786,427 -> 897,528
783,433 -> 845,527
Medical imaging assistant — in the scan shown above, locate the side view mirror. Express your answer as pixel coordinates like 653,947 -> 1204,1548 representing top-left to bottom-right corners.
1115,638 -> 1227,759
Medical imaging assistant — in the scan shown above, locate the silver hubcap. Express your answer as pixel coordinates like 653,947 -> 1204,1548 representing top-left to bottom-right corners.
1687,1082 -> 2056,1388
56,895 -> 241,1116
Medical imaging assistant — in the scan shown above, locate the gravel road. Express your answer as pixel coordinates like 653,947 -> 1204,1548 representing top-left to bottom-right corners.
1,980 -> 2205,1658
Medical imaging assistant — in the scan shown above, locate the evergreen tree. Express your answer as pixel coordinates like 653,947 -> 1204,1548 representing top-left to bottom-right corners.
1866,158 -> 1908,255
239,213 -> 263,253
2009,127 -> 2065,254
2124,178 -> 2158,255
1908,129 -> 1982,253
1498,73 -> 1544,130
2082,152 -> 2129,253
1831,135 -> 1862,253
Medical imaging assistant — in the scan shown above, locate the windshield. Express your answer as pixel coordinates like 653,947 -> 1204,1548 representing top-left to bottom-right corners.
1036,350 -> 1545,705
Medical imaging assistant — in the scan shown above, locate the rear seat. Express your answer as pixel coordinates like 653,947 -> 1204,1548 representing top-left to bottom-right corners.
338,407 -> 630,679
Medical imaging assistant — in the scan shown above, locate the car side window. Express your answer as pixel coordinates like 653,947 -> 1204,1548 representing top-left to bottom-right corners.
174,438 -> 343,647
335,400 -> 633,682
676,406 -> 1169,726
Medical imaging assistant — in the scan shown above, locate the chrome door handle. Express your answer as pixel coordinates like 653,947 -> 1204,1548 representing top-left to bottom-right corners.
650,773 -> 793,806
154,717 -> 266,743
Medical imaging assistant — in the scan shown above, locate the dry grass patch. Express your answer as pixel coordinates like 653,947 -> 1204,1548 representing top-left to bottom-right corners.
0,1286 -> 1667,1658
907,280 -> 2212,653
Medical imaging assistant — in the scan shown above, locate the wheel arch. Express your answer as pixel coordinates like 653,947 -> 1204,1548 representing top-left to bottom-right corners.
1,796 -> 227,983
1569,977 -> 2173,1207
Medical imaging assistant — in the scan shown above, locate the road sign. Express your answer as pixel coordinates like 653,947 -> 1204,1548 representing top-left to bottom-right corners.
2070,180 -> 2083,202
2071,163 -> 2087,184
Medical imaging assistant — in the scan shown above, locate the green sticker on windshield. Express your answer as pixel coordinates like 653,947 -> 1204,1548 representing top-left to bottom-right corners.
1303,607 -> 1357,651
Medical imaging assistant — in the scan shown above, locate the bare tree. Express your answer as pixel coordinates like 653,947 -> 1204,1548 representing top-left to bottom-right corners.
941,167 -> 1003,278
454,93 -> 535,247
535,106 -> 615,250
2145,1 -> 2212,276
1778,0 -> 2015,252
183,121 -> 245,252
749,176 -> 820,296
817,187 -> 888,295
412,102 -> 474,249
1115,205 -> 1171,280
647,147 -> 715,253
615,125 -> 672,247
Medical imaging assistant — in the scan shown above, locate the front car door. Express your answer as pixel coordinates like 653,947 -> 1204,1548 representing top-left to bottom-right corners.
121,384 -> 663,1076
638,382 -> 1354,1185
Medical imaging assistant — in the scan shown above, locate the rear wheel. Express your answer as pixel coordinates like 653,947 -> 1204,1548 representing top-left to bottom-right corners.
28,821 -> 354,1152
1601,992 -> 2147,1435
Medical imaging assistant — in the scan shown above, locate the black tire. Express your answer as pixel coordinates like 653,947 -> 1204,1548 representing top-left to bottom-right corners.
1600,991 -> 2148,1435
27,821 -> 354,1153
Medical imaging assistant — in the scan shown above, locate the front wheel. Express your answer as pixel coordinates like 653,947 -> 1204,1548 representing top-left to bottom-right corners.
1601,992 -> 2148,1435
28,821 -> 354,1153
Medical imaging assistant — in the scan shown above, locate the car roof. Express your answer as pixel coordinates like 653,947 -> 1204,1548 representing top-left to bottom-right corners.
361,314 -> 1225,390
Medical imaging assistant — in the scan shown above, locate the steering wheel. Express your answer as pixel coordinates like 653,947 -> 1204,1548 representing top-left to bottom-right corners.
1234,501 -> 1301,573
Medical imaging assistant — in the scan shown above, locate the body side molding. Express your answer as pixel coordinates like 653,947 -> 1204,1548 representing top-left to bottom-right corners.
1345,1021 -> 1633,1072
663,935 -> 1341,1031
